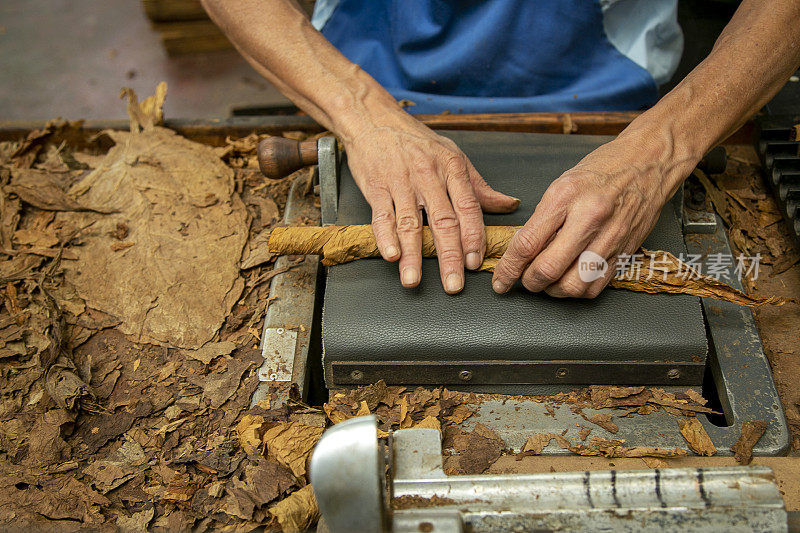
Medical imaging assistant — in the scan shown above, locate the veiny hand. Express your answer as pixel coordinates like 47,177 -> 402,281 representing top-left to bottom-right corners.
492,134 -> 697,298
345,117 -> 519,294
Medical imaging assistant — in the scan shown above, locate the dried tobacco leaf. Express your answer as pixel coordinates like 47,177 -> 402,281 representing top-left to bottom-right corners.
648,388 -> 719,416
518,432 -> 686,460
7,169 -> 108,213
590,385 -> 651,409
59,84 -> 248,349
116,505 -> 154,533
262,422 -> 324,480
731,420 -> 767,465
608,248 -> 795,308
413,415 -> 441,434
447,423 -> 503,474
570,436 -> 687,459
589,413 -> 618,434
189,340 -> 236,365
25,409 -> 74,466
190,357 -> 254,409
236,414 -> 266,454
642,457 -> 669,468
519,433 -> 554,456
268,484 -> 319,533
678,417 -> 717,456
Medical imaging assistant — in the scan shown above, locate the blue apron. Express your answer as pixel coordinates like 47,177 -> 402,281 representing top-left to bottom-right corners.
320,0 -> 659,113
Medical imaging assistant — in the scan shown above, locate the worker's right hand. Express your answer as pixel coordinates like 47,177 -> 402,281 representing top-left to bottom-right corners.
343,115 -> 520,294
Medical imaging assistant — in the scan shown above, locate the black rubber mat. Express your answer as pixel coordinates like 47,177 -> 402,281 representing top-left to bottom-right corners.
322,131 -> 708,388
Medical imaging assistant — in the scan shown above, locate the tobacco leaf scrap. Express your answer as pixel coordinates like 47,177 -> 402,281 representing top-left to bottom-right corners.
678,417 -> 717,456
262,422 -> 324,480
116,505 -> 154,533
188,340 -> 237,365
572,436 -> 687,459
731,420 -> 767,465
589,413 -> 619,434
446,423 -> 504,474
268,484 -> 319,533
609,248 -> 795,308
7,168 -> 109,213
518,432 -> 686,459
519,433 -> 555,457
642,457 -> 669,469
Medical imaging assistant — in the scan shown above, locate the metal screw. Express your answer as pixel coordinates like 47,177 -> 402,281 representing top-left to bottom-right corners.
458,370 -> 473,382
688,189 -> 706,210
556,367 -> 568,379
667,369 -> 681,380
350,370 -> 363,381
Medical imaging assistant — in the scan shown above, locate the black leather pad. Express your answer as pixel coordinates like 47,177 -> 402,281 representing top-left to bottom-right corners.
322,131 -> 707,388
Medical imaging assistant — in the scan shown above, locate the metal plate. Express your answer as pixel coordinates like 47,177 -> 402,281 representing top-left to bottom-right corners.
251,177 -> 321,407
331,360 -> 703,386
258,327 -> 298,382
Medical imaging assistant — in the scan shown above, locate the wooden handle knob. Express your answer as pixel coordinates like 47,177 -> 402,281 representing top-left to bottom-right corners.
698,146 -> 727,175
257,136 -> 319,179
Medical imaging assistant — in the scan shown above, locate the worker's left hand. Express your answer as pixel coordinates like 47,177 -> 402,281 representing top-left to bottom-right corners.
491,134 -> 697,298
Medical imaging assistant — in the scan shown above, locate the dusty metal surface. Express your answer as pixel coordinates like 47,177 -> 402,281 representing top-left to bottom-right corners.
311,419 -> 788,533
683,205 -> 718,234
688,216 -> 790,454
251,176 -> 320,406
258,327 -> 298,382
391,427 -> 786,533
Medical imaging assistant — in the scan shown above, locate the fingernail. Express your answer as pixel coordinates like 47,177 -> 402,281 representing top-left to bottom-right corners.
401,267 -> 419,286
386,246 -> 399,259
444,272 -> 463,294
493,279 -> 509,293
465,252 -> 482,270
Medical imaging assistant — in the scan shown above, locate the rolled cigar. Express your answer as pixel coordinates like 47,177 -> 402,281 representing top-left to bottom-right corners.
267,224 -> 795,307
268,224 -> 521,268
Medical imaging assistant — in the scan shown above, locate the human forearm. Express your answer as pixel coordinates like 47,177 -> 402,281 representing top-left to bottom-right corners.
492,0 -> 800,299
200,0 -> 404,140
203,0 -> 519,294
620,0 -> 800,196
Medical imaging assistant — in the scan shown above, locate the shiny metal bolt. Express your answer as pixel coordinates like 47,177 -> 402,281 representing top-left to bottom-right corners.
556,367 -> 568,379
667,369 -> 681,380
458,370 -> 473,382
350,370 -> 363,381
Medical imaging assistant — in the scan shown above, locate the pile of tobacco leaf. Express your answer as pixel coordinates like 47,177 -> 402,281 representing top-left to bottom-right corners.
0,85 -> 323,531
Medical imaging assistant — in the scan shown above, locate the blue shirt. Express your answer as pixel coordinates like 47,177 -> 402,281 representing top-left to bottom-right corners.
312,0 -> 683,113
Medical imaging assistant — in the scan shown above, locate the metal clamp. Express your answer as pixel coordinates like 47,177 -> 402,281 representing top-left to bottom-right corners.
310,416 -> 788,533
318,136 -> 340,226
